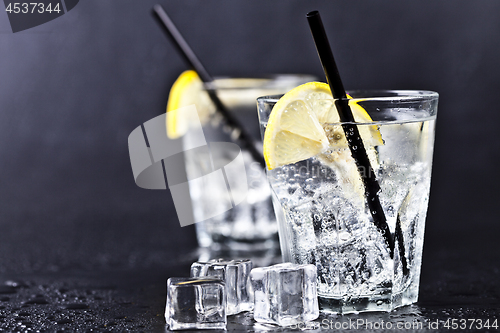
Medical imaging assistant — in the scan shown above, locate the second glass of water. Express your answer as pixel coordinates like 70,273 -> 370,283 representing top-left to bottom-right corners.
184,75 -> 315,253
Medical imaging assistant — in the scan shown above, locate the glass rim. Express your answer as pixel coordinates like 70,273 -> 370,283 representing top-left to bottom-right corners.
204,74 -> 317,91
257,89 -> 439,103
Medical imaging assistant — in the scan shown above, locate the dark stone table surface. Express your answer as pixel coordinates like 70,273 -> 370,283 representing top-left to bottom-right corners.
0,231 -> 498,332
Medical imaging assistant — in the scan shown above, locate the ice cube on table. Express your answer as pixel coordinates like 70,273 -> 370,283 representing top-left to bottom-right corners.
191,258 -> 253,315
250,263 -> 319,326
165,277 -> 226,331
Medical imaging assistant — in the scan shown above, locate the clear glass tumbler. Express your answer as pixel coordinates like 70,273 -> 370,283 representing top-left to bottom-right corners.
257,90 -> 438,313
184,75 -> 315,252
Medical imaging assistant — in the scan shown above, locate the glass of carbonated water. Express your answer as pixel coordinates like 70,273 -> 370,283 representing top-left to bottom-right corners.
257,90 -> 438,313
183,75 -> 315,252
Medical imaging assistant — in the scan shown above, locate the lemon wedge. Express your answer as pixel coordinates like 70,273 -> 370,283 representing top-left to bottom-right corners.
263,82 -> 383,170
166,70 -> 215,139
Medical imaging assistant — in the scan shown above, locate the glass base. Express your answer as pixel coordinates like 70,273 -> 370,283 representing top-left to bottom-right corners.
209,236 -> 279,252
196,242 -> 282,268
196,225 -> 280,253
318,292 -> 417,314
195,220 -> 280,253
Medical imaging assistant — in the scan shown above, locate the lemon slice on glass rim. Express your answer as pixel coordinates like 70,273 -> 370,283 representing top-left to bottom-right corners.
166,70 -> 216,139
262,82 -> 384,170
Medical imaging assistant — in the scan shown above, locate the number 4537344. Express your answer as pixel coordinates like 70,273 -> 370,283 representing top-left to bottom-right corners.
5,2 -> 61,14
443,319 -> 498,330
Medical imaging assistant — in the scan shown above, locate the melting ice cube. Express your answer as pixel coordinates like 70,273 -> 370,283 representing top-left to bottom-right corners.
250,263 -> 319,326
191,258 -> 253,315
165,277 -> 226,330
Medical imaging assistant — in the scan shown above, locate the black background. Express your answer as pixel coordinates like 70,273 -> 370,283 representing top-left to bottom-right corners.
0,1 -> 498,329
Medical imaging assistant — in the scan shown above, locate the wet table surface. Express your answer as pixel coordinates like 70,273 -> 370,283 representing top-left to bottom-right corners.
0,233 -> 498,333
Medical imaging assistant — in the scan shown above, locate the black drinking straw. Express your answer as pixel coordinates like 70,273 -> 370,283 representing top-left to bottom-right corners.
152,5 -> 266,169
306,11 -> 395,258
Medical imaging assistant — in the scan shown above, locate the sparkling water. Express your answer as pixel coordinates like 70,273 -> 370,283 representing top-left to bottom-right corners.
265,115 -> 436,313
